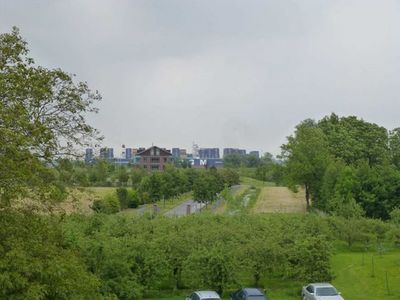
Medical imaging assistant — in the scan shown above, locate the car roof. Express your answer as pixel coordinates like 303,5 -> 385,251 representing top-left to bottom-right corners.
242,288 -> 264,296
195,291 -> 221,298
310,283 -> 334,288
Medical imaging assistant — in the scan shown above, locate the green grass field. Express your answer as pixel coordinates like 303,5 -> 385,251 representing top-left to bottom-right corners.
87,186 -> 116,198
332,251 -> 400,300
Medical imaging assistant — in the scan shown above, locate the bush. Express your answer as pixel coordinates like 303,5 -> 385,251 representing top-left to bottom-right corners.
390,208 -> 400,225
92,193 -> 120,214
127,189 -> 139,208
0,209 -> 101,299
116,187 -> 129,209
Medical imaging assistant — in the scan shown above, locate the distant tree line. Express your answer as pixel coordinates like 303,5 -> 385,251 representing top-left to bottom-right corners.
87,165 -> 240,213
223,152 -> 283,183
280,113 -> 400,220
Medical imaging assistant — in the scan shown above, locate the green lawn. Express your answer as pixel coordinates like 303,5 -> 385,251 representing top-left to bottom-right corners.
332,251 -> 400,300
87,186 -> 116,198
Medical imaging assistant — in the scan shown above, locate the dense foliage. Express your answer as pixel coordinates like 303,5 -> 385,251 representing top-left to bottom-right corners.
0,27 -> 103,299
0,28 -> 100,207
0,209 -> 102,299
61,213 -> 398,299
281,114 -> 400,220
223,152 -> 283,183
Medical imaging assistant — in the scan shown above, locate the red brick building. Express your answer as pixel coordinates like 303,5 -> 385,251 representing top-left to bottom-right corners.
137,146 -> 172,171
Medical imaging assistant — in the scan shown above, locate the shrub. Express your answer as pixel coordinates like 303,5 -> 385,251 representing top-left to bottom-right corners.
92,193 -> 120,214
127,189 -> 139,208
116,187 -> 129,209
390,208 -> 400,225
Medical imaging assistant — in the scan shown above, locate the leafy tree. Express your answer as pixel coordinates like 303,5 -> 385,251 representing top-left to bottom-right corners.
286,236 -> 332,282
390,208 -> 400,225
223,153 -> 244,167
389,128 -> 400,169
220,168 -> 240,187
243,237 -> 282,286
0,209 -> 101,299
117,167 -> 129,186
281,119 -> 331,209
255,153 -> 275,182
0,27 -> 101,206
183,244 -> 237,295
245,154 -> 261,168
92,193 -> 120,214
327,166 -> 365,218
354,162 -> 400,219
193,170 -> 224,206
318,113 -> 389,166
193,172 -> 215,205
116,187 -> 129,209
127,189 -> 139,208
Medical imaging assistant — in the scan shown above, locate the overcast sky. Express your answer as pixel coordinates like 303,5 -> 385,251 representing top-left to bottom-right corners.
1,0 -> 400,156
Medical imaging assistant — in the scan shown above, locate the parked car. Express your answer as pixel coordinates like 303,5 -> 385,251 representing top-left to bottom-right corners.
186,291 -> 221,300
302,283 -> 344,300
230,288 -> 268,300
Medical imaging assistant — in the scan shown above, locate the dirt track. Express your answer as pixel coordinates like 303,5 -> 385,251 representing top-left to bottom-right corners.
253,186 -> 306,213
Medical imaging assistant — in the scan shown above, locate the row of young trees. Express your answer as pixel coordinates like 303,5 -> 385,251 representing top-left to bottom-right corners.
223,152 -> 284,184
62,213 -> 333,298
92,166 -> 240,213
280,114 -> 400,219
2,207 -> 398,299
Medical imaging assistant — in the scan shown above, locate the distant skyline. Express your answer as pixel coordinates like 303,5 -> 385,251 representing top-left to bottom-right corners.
88,145 -> 260,159
1,0 -> 400,155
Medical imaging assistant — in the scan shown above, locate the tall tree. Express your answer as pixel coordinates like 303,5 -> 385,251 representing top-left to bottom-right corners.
0,27 -> 101,206
281,119 -> 331,209
389,128 -> 400,169
318,113 -> 389,166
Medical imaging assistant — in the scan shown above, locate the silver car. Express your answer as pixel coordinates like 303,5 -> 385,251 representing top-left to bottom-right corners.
302,283 -> 344,300
186,291 -> 222,300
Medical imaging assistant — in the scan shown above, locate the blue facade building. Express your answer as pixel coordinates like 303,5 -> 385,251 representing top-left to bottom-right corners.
198,148 -> 220,159
125,148 -> 133,160
99,147 -> 114,160
172,148 -> 181,157
85,148 -> 94,163
223,148 -> 246,157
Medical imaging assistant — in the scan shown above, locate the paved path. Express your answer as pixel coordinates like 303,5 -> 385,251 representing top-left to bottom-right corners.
164,199 -> 205,217
137,205 -> 146,215
229,185 -> 242,195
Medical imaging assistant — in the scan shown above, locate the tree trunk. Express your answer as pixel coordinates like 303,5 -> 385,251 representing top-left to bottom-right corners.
254,272 -> 261,287
305,184 -> 310,211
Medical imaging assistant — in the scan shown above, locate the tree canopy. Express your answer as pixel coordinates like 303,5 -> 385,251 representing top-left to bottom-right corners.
280,113 -> 400,219
0,27 -> 101,206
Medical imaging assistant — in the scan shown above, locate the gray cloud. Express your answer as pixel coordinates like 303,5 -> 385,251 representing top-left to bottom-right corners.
1,0 -> 399,155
